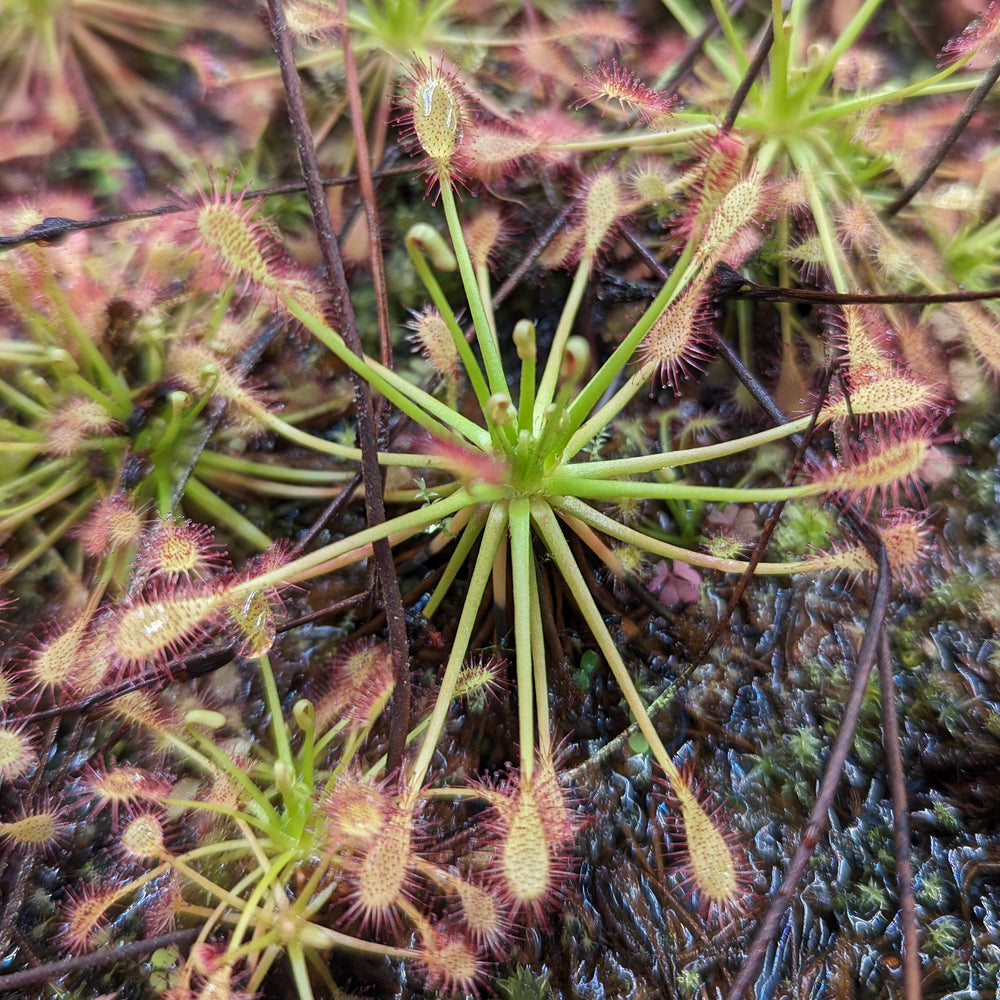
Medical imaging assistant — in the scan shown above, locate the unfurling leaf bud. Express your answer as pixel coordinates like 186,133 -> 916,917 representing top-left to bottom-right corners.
486,392 -> 516,428
513,320 -> 537,362
406,224 -> 457,271
560,336 -> 590,388
293,698 -> 315,734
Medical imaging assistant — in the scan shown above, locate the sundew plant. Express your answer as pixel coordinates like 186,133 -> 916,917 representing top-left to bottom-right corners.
2,2 -> 1000,999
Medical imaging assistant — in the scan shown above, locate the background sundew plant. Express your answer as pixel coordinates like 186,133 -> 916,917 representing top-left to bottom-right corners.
3,2 -> 1000,1000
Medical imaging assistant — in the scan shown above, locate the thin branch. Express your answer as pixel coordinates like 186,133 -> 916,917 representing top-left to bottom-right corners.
288,470 -> 364,557
694,365 -> 834,661
170,313 -> 286,510
18,589 -> 371,725
621,227 -> 786,425
262,0 -> 410,776
717,264 -> 1000,305
337,3 -> 393,370
726,543 -> 893,1000
336,0 -> 411,770
17,650 -> 235,723
491,146 -> 624,308
885,48 -> 1000,217
623,221 -> 897,998
0,166 -> 415,252
660,0 -> 750,97
491,201 -> 576,311
13,203 -> 1000,310
0,929 -> 200,992
722,18 -> 774,131
878,627 -> 922,1000
622,229 -> 895,545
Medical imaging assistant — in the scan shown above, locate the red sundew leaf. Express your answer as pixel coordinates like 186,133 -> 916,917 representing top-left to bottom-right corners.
939,1 -> 1000,65
574,58 -> 677,126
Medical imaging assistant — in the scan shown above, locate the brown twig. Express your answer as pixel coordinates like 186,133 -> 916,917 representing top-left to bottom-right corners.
262,0 -> 411,774
660,0 -> 749,97
490,200 -> 576,311
693,365 -> 834,662
620,231 -> 784,425
621,222 -> 906,998
885,48 -> 1000,217
16,590 -> 372,724
878,627 -> 922,1000
722,18 -> 774,131
726,543 -> 892,1000
169,313 -> 286,510
488,0 -> 751,315
0,166 -> 416,253
723,267 -> 1000,306
336,2 -> 393,373
335,0 -> 411,767
288,471 -> 364,557
0,929 -> 200,993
